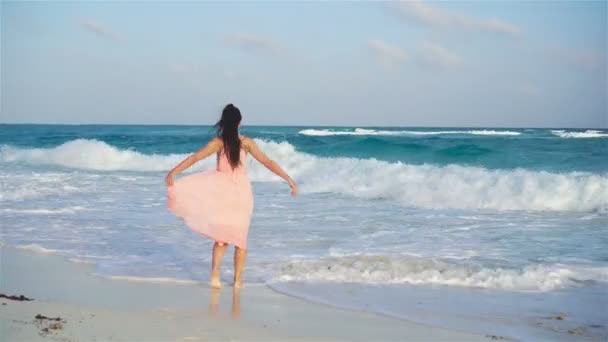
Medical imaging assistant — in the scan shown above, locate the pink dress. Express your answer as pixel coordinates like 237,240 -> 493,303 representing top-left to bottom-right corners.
167,148 -> 254,249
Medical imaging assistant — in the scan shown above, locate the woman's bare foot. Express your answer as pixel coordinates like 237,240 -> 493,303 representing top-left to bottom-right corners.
210,277 -> 222,289
211,242 -> 227,289
233,280 -> 243,288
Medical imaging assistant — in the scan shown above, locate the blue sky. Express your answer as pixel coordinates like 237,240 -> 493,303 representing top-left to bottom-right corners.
1,1 -> 606,127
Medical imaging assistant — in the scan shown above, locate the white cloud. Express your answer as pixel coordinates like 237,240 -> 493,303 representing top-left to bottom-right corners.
395,0 -> 521,37
367,39 -> 462,70
224,32 -> 285,56
80,19 -> 121,41
168,62 -> 242,86
418,41 -> 462,68
519,84 -> 542,96
170,63 -> 199,75
223,68 -> 240,81
548,45 -> 606,72
167,62 -> 208,93
368,39 -> 408,69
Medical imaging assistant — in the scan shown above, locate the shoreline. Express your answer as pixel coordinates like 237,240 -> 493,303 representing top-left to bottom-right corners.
0,245 -> 494,341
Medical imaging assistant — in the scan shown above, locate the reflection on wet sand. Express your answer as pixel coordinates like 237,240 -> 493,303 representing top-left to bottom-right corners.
231,286 -> 241,319
208,286 -> 241,320
209,288 -> 220,318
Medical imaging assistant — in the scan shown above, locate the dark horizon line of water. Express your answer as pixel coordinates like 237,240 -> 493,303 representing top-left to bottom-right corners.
1,122 -> 607,130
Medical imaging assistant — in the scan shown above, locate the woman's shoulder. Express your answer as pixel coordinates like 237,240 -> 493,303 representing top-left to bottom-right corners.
239,135 -> 255,152
239,135 -> 253,144
210,136 -> 223,147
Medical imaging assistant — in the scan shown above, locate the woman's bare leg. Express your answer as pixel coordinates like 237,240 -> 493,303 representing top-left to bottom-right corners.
233,247 -> 247,288
211,242 -> 227,288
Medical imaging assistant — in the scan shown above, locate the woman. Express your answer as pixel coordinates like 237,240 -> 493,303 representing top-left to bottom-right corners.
165,104 -> 297,289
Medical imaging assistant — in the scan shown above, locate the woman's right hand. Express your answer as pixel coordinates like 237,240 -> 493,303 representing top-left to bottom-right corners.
288,180 -> 298,196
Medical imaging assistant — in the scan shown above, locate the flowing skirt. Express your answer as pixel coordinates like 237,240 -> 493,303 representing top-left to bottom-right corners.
167,170 -> 254,249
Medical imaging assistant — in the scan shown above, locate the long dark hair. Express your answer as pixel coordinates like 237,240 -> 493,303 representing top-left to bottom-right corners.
215,103 -> 242,169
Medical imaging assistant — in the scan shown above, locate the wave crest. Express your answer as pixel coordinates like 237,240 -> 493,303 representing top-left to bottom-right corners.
251,140 -> 607,212
2,139 -> 606,212
0,139 -> 187,171
299,128 -> 522,136
276,255 -> 604,291
551,130 -> 608,138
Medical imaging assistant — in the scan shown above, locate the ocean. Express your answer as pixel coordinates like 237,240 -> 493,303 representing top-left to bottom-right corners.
1,124 -> 607,340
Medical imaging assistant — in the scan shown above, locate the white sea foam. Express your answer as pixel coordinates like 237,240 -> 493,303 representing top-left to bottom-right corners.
99,275 -> 202,285
0,172 -> 96,201
251,140 -> 608,212
0,139 -> 186,171
299,128 -> 398,136
1,206 -> 87,215
67,258 -> 97,265
16,244 -> 60,255
466,130 -> 522,136
299,128 -> 522,136
275,255 -> 604,291
1,139 -> 607,212
551,130 -> 608,138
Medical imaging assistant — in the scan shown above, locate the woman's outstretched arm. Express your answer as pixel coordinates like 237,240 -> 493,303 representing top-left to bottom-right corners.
165,137 -> 221,186
244,137 -> 298,196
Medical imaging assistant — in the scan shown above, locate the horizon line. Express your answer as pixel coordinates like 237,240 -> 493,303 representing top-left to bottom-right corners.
0,122 -> 606,130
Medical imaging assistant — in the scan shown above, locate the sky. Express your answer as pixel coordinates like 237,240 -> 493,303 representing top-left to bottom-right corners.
1,1 -> 606,128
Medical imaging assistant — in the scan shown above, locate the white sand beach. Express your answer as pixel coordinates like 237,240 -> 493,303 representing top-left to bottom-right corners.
0,246 -> 494,341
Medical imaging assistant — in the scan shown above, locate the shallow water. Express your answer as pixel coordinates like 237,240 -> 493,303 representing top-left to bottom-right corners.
1,124 -> 607,340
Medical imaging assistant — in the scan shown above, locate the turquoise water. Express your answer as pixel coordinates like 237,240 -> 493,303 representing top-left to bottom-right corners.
1,124 -> 607,340
2,124 -> 607,172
